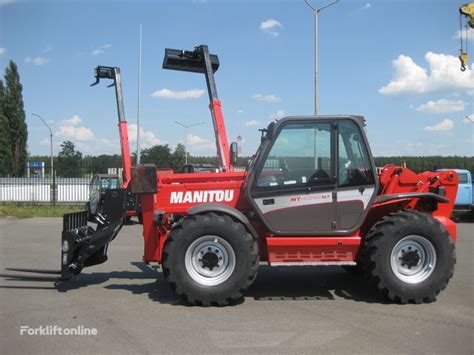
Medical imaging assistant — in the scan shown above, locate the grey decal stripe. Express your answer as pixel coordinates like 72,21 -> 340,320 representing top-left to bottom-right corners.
255,191 -> 333,214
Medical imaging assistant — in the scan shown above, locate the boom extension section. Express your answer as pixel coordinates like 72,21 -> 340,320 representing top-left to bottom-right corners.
91,66 -> 132,187
163,45 -> 232,171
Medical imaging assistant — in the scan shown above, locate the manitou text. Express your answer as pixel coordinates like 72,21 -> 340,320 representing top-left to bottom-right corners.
170,190 -> 235,204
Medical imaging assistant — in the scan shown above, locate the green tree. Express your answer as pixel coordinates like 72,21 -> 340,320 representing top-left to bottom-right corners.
140,144 -> 172,168
57,141 -> 82,177
0,80 -> 12,176
171,143 -> 186,172
3,61 -> 27,176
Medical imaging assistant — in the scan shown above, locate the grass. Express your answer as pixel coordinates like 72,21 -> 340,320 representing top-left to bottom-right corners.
1,202 -> 471,222
0,203 -> 84,218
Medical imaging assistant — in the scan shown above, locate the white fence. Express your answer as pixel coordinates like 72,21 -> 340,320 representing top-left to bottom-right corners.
0,178 -> 89,203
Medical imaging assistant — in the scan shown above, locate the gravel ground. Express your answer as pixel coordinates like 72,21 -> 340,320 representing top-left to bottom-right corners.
0,218 -> 472,354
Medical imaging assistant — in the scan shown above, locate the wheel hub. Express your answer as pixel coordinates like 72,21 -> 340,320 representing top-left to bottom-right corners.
201,251 -> 220,270
185,235 -> 236,286
390,235 -> 437,284
400,249 -> 421,268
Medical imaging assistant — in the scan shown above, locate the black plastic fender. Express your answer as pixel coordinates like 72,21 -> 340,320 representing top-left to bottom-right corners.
374,192 -> 449,204
187,203 -> 258,239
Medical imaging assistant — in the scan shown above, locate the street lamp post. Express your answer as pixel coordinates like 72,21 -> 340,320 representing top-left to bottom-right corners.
305,0 -> 339,115
174,120 -> 204,165
32,113 -> 53,177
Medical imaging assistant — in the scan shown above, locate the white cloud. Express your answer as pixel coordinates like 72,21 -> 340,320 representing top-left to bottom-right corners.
97,138 -> 119,150
379,52 -> 474,96
42,46 -> 53,54
464,114 -> 474,123
56,125 -> 95,141
39,138 -> 50,146
270,109 -> 285,120
61,115 -> 81,126
245,120 -> 260,127
0,0 -> 17,7
127,124 -> 165,148
260,19 -> 282,38
376,141 -> 449,156
25,56 -> 49,66
0,48 -> 5,55
416,99 -> 465,114
353,2 -> 371,14
151,88 -> 205,100
185,133 -> 215,152
453,28 -> 474,41
187,133 -> 209,145
91,44 -> 112,56
252,94 -> 281,103
237,109 -> 245,114
55,115 -> 95,141
424,118 -> 454,132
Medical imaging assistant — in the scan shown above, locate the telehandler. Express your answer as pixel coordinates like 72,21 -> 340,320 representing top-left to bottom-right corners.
44,45 -> 460,306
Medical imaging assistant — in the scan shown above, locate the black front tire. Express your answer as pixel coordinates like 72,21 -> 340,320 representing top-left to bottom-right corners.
162,212 -> 259,306
361,210 -> 456,304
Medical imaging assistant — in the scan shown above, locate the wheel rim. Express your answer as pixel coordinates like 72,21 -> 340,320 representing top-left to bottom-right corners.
390,235 -> 437,284
184,235 -> 236,286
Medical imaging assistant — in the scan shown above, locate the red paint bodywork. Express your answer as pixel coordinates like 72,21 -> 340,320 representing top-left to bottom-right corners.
209,99 -> 232,171
118,121 -> 132,189
138,165 -> 458,265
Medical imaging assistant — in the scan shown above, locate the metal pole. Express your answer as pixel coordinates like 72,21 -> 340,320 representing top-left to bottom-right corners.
136,24 -> 143,164
175,120 -> 204,166
50,131 -> 53,177
304,0 -> 339,116
314,10 -> 318,115
185,126 -> 188,165
31,113 -> 53,177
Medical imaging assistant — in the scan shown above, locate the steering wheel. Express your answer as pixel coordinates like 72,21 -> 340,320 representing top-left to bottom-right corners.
309,169 -> 330,182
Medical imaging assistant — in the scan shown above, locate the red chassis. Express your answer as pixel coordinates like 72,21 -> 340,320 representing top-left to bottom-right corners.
139,165 -> 458,266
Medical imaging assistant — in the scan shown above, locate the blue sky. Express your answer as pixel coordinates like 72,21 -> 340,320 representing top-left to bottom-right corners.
0,0 -> 473,158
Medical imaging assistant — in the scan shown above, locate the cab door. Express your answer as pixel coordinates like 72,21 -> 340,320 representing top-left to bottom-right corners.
335,120 -> 377,231
249,121 -> 337,234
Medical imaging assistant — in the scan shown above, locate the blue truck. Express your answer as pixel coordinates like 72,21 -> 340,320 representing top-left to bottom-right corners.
438,169 -> 472,211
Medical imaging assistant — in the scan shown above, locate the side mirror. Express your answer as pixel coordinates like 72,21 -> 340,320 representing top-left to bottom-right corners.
230,142 -> 238,165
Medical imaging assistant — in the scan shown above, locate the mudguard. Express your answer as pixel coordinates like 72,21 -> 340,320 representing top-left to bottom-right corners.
187,203 -> 258,239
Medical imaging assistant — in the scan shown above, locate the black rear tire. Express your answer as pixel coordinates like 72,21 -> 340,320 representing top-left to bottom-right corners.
162,212 -> 259,306
361,210 -> 455,304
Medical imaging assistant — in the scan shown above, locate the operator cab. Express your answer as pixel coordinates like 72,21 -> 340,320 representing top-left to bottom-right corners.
246,115 -> 378,235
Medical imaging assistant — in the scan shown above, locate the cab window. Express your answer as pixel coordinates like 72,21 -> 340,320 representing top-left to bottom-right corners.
257,122 -> 333,188
338,120 -> 375,187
